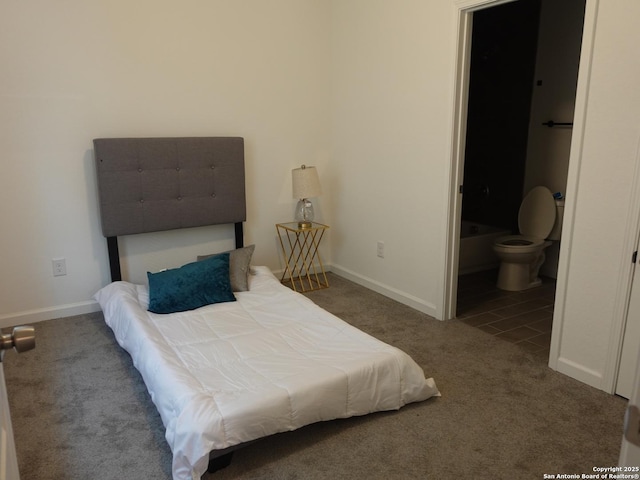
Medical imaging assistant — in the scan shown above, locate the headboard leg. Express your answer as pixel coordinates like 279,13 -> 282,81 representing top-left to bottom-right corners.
235,222 -> 244,249
107,236 -> 122,282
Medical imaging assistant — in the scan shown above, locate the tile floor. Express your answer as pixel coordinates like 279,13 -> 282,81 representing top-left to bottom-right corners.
456,268 -> 555,360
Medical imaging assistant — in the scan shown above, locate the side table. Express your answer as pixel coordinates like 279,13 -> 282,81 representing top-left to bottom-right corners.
276,222 -> 329,292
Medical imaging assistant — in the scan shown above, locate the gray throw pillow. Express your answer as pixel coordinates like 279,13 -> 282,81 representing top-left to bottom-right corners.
197,244 -> 255,292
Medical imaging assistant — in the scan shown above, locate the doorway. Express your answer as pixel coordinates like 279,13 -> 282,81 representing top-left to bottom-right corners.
461,0 -> 541,235
445,0 -> 586,349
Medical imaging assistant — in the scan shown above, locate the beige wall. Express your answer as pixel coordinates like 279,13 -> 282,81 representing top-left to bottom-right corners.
329,0 -> 640,392
329,0 -> 455,313
0,0 -> 332,322
524,0 -> 585,197
525,0 -> 586,278
2,0 -> 640,393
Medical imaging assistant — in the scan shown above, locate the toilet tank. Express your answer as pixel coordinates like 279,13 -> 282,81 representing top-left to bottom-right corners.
547,199 -> 565,240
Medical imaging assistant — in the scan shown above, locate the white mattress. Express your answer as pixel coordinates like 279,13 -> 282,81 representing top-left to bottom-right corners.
94,266 -> 439,480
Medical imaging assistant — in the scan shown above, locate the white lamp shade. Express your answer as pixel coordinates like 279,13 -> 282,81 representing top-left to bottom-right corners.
292,165 -> 322,199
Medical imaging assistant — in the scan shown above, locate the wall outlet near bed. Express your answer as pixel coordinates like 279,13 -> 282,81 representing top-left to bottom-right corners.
377,241 -> 385,258
52,258 -> 67,277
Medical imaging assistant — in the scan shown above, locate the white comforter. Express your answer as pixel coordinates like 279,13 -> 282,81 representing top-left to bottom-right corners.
94,266 -> 439,480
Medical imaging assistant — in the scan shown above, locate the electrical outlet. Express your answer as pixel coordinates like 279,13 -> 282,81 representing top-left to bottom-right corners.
377,241 -> 385,258
52,258 -> 67,277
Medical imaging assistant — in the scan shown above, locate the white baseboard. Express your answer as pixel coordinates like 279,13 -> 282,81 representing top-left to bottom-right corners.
0,265 -> 437,329
330,264 -> 438,318
554,356 -> 604,391
0,301 -> 101,329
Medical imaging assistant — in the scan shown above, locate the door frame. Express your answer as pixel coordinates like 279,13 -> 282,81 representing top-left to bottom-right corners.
442,0 -> 603,379
610,137 -> 640,395
441,0 -> 537,321
0,361 -> 20,479
619,284 -> 640,464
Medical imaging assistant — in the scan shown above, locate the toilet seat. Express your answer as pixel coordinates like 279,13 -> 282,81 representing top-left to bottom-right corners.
494,234 -> 543,248
494,187 -> 556,249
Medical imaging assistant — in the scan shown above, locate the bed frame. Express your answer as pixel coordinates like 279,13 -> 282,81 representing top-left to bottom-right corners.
93,136 -> 247,472
93,137 -> 246,282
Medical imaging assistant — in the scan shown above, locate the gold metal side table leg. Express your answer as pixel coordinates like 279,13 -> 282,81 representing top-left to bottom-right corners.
276,223 -> 329,292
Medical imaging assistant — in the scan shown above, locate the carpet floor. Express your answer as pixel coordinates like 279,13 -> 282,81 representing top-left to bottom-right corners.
4,272 -> 626,479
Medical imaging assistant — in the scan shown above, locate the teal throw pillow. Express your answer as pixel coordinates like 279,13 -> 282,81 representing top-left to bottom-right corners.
147,253 -> 236,314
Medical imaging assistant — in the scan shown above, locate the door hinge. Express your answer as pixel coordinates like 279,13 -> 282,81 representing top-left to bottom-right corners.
633,251 -> 638,264
459,185 -> 464,194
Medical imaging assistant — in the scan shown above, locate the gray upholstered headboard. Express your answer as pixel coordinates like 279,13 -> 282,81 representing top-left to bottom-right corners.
93,137 -> 246,281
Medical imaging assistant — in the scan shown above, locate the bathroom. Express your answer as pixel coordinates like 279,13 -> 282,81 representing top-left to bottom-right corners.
458,0 -> 586,282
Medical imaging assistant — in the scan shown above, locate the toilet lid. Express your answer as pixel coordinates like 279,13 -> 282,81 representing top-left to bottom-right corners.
518,186 -> 556,239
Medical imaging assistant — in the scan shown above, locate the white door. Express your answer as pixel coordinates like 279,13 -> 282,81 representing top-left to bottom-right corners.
0,362 -> 20,480
617,250 -> 640,399
619,315 -> 640,466
0,326 -> 36,480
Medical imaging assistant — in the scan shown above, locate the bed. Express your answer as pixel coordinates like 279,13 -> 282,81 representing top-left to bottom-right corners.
92,137 -> 439,480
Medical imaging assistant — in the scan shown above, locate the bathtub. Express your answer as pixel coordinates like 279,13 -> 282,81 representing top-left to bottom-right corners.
458,221 -> 511,275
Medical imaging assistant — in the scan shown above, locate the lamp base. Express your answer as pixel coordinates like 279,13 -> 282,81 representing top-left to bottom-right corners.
295,199 -> 314,228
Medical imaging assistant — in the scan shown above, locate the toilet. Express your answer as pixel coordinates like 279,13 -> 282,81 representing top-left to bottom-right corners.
492,186 -> 564,291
